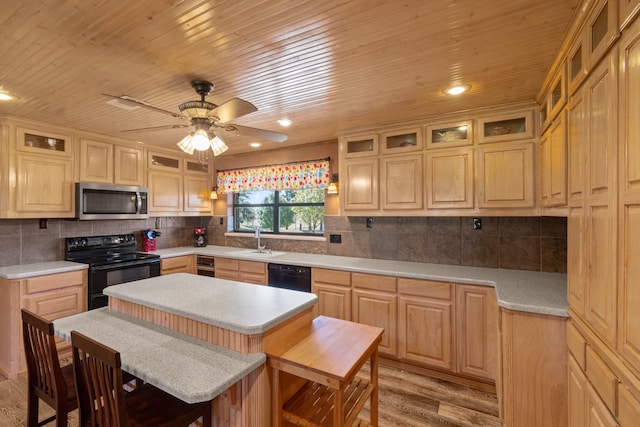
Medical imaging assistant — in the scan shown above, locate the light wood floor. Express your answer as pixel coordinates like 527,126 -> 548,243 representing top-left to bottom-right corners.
0,363 -> 500,426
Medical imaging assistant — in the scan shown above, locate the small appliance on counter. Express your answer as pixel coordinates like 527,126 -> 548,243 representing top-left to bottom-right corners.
141,229 -> 162,252
194,227 -> 208,247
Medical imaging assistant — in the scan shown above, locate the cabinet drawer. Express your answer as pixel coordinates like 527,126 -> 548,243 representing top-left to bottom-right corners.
161,256 -> 192,271
397,278 -> 453,300
586,345 -> 618,415
312,268 -> 351,286
567,321 -> 587,370
618,382 -> 640,427
23,286 -> 85,320
215,258 -> 239,271
24,270 -> 86,294
352,273 -> 396,292
239,260 -> 266,275
238,272 -> 267,285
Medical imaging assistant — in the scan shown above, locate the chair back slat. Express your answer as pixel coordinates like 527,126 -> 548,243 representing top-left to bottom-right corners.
22,310 -> 65,402
72,330 -> 129,427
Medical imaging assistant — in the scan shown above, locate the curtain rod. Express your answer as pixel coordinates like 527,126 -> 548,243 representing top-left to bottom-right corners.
216,157 -> 331,173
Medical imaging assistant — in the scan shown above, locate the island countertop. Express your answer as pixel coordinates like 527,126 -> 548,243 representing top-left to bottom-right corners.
54,308 -> 265,404
104,273 -> 318,334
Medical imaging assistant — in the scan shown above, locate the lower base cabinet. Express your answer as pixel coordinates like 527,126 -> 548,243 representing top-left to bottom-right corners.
214,258 -> 267,285
500,308 -> 568,427
0,270 -> 87,379
160,255 -> 195,275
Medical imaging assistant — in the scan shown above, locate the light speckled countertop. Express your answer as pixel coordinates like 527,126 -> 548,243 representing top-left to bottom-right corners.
104,273 -> 318,334
0,245 -> 568,317
0,261 -> 87,279
54,308 -> 265,404
156,245 -> 569,317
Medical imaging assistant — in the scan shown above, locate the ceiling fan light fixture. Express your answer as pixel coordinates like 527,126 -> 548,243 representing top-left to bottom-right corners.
210,135 -> 229,156
191,129 -> 211,151
179,100 -> 216,119
177,133 -> 195,154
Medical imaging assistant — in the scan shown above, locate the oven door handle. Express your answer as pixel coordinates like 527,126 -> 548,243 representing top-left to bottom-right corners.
90,259 -> 159,271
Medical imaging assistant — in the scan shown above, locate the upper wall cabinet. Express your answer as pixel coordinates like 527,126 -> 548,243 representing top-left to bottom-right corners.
380,154 -> 423,210
568,30 -> 589,95
78,138 -> 144,186
341,133 -> 379,158
586,0 -> 619,70
10,125 -> 75,217
620,0 -> 640,30
425,120 -> 473,149
343,157 -> 379,211
477,110 -> 534,144
380,127 -> 423,154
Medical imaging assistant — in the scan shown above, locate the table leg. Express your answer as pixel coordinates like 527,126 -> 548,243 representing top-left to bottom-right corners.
271,366 -> 282,427
333,387 -> 345,426
370,349 -> 379,427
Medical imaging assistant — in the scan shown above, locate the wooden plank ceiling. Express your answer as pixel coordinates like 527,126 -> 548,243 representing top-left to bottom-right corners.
0,0 -> 578,156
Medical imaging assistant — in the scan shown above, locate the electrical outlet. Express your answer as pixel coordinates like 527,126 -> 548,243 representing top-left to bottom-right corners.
219,217 -> 224,225
39,219 -> 48,229
473,218 -> 482,230
329,234 -> 342,244
366,217 -> 373,228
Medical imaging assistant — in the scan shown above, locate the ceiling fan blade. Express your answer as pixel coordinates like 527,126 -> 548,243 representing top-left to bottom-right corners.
223,124 -> 288,142
102,93 -> 186,120
208,98 -> 257,123
121,124 -> 191,133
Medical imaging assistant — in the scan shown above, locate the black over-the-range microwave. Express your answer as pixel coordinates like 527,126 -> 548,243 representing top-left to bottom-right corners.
75,182 -> 149,220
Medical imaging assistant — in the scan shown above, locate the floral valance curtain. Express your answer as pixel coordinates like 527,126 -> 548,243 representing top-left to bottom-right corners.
217,159 -> 330,193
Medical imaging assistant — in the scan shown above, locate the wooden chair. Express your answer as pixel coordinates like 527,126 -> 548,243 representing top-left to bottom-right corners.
21,309 -> 78,427
71,330 -> 212,427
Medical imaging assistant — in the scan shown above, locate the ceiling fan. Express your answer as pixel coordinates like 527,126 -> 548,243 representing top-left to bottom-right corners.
103,80 -> 287,156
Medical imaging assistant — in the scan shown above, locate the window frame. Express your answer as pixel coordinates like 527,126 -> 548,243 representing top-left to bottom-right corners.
233,189 -> 325,236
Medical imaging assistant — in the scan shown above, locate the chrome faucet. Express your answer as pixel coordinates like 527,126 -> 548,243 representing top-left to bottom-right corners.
255,227 -> 265,253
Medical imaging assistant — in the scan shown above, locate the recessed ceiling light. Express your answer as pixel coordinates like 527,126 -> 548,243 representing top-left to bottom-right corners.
0,92 -> 14,101
443,84 -> 471,95
249,142 -> 262,148
277,119 -> 292,127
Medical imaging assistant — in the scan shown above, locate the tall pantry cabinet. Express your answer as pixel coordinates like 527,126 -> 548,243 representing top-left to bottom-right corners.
564,0 -> 640,426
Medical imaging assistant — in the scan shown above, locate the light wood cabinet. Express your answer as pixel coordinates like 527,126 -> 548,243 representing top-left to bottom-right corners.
585,50 -> 618,347
214,258 -> 267,284
0,270 -> 87,379
426,148 -> 474,209
340,133 -> 379,158
147,151 -> 212,216
540,111 -> 567,207
456,284 -> 498,381
380,127 -> 423,153
380,153 -> 423,210
160,255 -> 195,275
477,110 -> 535,144
15,153 -> 74,215
311,268 -> 352,320
620,0 -> 640,30
567,86 -> 587,205
114,145 -> 144,186
149,171 -> 183,213
425,120 -> 472,149
585,0 -> 619,71
78,138 -> 144,186
476,141 -> 535,209
500,309 -> 567,427
568,355 -> 589,427
352,273 -> 397,357
79,138 -> 113,183
343,158 -> 379,211
398,278 -> 454,371
587,383 -> 619,427
618,18 -> 640,376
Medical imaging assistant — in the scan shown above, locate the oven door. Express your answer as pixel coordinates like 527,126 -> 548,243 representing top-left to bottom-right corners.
89,260 -> 160,310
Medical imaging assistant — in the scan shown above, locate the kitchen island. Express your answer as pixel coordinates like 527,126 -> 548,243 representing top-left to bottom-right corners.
56,273 -> 318,427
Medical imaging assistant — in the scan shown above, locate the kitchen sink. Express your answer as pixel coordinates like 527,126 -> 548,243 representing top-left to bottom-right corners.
229,249 -> 285,257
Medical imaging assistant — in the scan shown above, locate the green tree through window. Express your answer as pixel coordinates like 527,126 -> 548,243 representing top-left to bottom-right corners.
234,189 -> 324,235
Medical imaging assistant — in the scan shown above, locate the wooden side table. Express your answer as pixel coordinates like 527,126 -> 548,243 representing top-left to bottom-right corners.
267,316 -> 384,427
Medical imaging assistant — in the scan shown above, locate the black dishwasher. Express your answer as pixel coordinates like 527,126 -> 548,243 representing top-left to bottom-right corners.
267,264 -> 311,292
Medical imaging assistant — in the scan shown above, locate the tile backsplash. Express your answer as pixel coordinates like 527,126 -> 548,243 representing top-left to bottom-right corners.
0,215 -> 566,273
